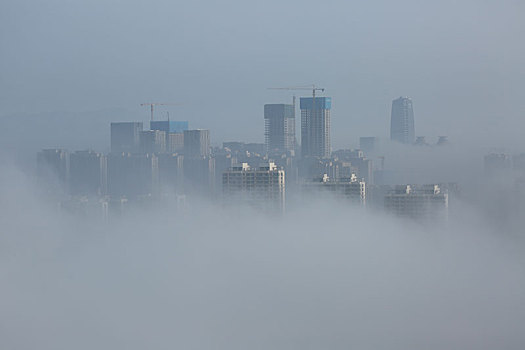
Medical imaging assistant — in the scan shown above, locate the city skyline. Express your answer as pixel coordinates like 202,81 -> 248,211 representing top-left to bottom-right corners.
2,1 -> 525,348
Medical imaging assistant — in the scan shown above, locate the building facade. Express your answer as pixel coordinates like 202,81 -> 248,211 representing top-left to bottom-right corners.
384,184 -> 448,222
184,129 -> 210,158
69,150 -> 107,196
110,122 -> 143,153
150,120 -> 188,134
303,173 -> 366,205
223,162 -> 285,213
390,97 -> 415,144
264,104 -> 295,154
300,97 -> 331,158
140,130 -> 167,154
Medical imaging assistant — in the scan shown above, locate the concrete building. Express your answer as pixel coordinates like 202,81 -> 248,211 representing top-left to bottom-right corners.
157,153 -> 184,194
484,153 -> 512,177
150,120 -> 188,134
110,122 -> 143,153
223,162 -> 285,214
360,137 -> 380,153
168,132 -> 184,153
69,150 -> 107,196
390,97 -> 415,144
37,149 -> 69,193
303,173 -> 366,205
140,130 -> 167,154
107,153 -> 159,198
184,129 -> 210,158
264,103 -> 295,154
384,184 -> 448,222
184,156 -> 215,196
300,97 -> 331,158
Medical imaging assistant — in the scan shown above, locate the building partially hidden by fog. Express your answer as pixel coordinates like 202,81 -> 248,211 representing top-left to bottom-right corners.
110,122 -> 143,153
140,130 -> 167,154
107,153 -> 159,198
360,137 -> 380,154
184,129 -> 210,158
303,173 -> 366,205
150,120 -> 188,134
384,184 -> 448,222
223,162 -> 285,214
484,153 -> 512,177
69,150 -> 107,196
390,97 -> 415,144
37,149 -> 69,193
300,97 -> 331,158
264,103 -> 295,154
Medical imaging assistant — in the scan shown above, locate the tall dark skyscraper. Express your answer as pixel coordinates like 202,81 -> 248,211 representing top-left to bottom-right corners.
390,97 -> 415,144
264,103 -> 295,154
300,97 -> 331,158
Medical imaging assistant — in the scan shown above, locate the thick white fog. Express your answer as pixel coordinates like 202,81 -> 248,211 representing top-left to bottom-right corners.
1,161 -> 524,350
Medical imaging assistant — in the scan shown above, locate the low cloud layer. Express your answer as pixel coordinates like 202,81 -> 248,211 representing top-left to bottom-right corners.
1,163 -> 524,350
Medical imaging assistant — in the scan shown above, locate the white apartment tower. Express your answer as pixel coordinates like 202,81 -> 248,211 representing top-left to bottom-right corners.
222,162 -> 285,214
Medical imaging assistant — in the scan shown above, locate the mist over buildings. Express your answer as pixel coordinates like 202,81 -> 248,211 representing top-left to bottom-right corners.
1,162 -> 525,350
1,0 -> 525,348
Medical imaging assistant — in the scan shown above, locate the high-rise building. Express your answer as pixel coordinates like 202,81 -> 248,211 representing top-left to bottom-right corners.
300,97 -> 331,158
223,162 -> 285,214
168,132 -> 184,153
37,149 -> 69,193
360,137 -> 380,153
390,97 -> 415,144
157,153 -> 184,194
69,150 -> 107,196
184,129 -> 210,158
384,184 -> 448,222
484,153 -> 512,177
150,120 -> 188,134
111,122 -> 143,153
303,173 -> 366,205
264,104 -> 295,154
150,121 -> 188,154
140,130 -> 167,154
107,153 -> 159,198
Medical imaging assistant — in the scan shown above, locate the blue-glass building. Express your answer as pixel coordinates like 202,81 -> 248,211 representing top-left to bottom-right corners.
150,121 -> 189,134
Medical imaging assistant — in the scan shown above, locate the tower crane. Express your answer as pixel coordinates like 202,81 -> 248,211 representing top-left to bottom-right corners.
268,84 -> 325,99
268,84 -> 325,111
140,103 -> 180,121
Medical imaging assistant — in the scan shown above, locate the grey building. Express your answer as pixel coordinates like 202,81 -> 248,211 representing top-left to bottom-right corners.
168,132 -> 184,153
184,129 -> 210,158
360,137 -> 380,153
300,97 -> 331,158
140,130 -> 167,154
303,173 -> 366,206
390,97 -> 415,144
107,153 -> 159,198
111,122 -> 143,153
37,149 -> 69,193
223,162 -> 285,214
264,103 -> 295,154
384,184 -> 448,222
69,150 -> 107,196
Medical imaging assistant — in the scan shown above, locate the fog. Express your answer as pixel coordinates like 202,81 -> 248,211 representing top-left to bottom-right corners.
0,160 -> 524,349
2,0 -> 525,348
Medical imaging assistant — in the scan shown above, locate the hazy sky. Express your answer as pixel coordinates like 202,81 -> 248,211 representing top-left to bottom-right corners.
1,0 -> 524,148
